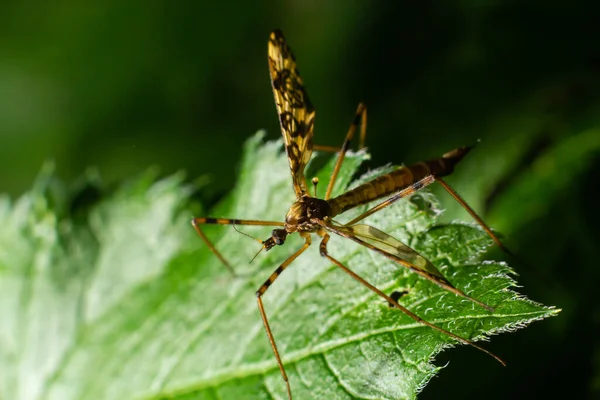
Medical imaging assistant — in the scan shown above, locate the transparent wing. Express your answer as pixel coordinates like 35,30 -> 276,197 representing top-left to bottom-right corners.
268,29 -> 315,198
326,222 -> 454,288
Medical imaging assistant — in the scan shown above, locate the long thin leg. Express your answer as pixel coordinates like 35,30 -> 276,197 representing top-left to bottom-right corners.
435,177 -> 514,257
324,102 -> 368,200
256,232 -> 312,400
191,217 -> 284,275
316,228 -> 505,366
436,178 -> 559,286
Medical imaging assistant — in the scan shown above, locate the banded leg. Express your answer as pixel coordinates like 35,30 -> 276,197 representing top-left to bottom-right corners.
324,102 -> 368,200
191,217 -> 284,275
256,232 -> 312,400
316,228 -> 505,366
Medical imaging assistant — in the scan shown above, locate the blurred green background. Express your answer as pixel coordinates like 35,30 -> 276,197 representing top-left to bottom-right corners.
2,1 -> 599,398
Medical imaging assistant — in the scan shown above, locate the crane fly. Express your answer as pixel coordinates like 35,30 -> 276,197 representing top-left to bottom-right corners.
192,29 -> 507,399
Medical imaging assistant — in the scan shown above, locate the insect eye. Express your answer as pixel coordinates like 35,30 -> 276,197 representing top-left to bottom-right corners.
272,229 -> 286,245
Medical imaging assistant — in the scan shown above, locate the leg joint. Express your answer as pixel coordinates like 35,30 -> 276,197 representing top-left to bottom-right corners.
319,243 -> 327,257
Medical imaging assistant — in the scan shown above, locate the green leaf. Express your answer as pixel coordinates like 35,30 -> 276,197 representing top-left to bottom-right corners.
0,131 -> 558,400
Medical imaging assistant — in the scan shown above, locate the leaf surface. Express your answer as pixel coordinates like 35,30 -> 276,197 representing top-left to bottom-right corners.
0,132 -> 558,400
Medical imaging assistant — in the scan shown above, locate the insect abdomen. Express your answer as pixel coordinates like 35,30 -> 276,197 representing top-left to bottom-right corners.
328,146 -> 472,216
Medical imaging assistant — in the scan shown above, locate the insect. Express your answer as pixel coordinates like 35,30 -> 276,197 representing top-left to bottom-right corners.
192,29 -> 507,399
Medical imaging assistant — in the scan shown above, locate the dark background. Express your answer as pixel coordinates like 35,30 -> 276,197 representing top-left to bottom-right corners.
1,1 -> 599,398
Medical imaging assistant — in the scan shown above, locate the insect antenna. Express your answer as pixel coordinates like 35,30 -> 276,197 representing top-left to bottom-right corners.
249,246 -> 265,264
231,223 -> 263,244
231,224 -> 270,264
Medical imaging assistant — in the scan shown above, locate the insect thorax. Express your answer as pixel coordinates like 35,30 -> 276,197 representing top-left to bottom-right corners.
285,196 -> 332,232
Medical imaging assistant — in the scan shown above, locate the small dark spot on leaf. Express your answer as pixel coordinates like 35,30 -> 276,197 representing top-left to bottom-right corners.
387,290 -> 409,307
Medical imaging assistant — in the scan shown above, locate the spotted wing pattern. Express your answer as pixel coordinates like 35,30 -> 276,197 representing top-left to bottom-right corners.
268,29 -> 316,198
